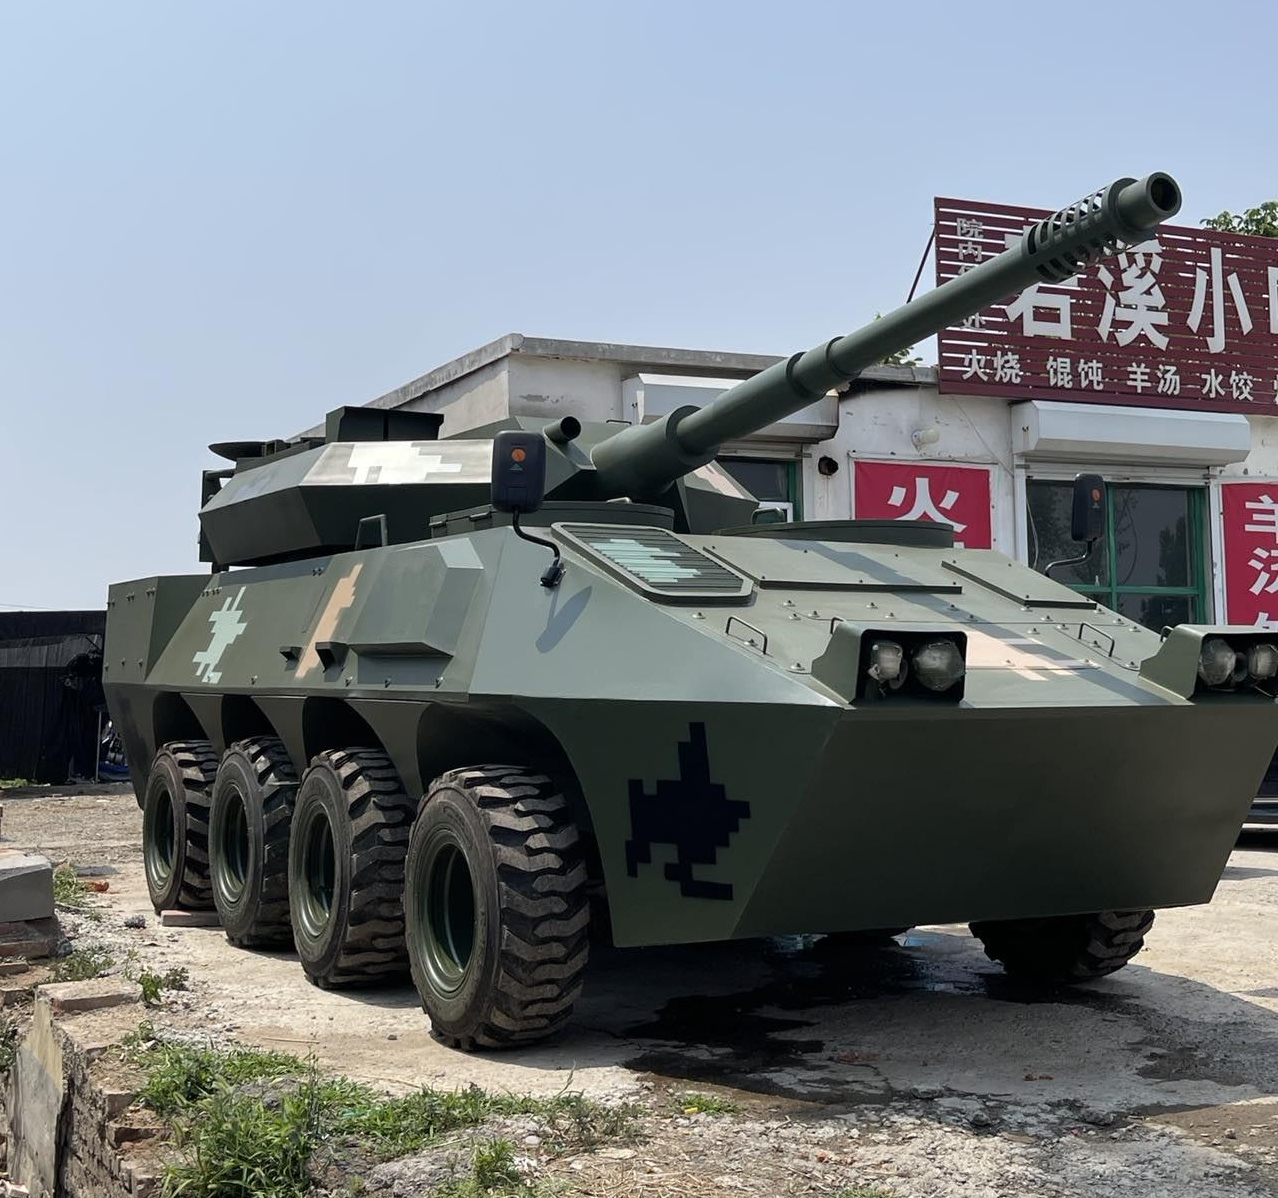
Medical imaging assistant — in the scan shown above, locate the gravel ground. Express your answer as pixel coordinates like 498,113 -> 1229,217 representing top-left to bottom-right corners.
6,788 -> 1278,1197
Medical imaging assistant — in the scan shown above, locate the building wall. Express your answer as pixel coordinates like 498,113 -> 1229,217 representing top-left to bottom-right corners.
812,385 -> 1015,550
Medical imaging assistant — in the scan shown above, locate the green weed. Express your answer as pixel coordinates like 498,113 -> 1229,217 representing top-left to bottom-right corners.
50,946 -> 114,982
0,778 -> 30,789
833,1187 -> 898,1198
137,967 -> 190,1005
674,1091 -> 739,1116
0,1016 -> 17,1075
123,1026 -> 635,1198
52,864 -> 90,910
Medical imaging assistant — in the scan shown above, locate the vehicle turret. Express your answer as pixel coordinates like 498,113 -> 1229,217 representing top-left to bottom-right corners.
198,173 -> 1181,568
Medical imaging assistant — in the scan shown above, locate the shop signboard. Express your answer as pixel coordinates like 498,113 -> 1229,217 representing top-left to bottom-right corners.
1221,481 -> 1278,628
851,461 -> 993,549
935,197 -> 1278,416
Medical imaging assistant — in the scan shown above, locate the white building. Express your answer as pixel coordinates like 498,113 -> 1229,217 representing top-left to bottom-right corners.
354,332 -> 1278,634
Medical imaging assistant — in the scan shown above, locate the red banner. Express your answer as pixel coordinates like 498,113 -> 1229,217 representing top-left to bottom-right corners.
852,461 -> 992,549
1222,482 -> 1278,627
935,196 -> 1278,416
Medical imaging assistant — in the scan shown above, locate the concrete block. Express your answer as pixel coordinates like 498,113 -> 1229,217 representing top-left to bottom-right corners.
159,908 -> 221,928
108,1122 -> 157,1148
103,1087 -> 138,1118
0,935 -> 58,961
0,981 -> 34,1006
0,851 -> 54,922
0,958 -> 32,976
39,977 -> 140,1015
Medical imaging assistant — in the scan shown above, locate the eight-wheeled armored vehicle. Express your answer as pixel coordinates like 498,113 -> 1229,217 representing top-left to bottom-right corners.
105,171 -> 1278,1049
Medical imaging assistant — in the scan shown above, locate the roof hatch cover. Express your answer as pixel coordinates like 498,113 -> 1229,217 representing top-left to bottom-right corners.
554,524 -> 753,603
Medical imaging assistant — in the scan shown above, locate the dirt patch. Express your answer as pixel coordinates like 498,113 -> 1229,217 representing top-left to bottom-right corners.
7,790 -> 1278,1197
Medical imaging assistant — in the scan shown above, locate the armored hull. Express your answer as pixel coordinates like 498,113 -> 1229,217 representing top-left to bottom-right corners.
108,170 -> 1275,1049
106,517 -> 1277,949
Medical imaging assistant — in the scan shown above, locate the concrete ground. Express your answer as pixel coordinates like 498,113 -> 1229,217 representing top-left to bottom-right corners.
5,789 -> 1278,1197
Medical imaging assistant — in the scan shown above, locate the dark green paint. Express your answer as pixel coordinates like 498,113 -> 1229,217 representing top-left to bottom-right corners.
105,170 -> 1278,952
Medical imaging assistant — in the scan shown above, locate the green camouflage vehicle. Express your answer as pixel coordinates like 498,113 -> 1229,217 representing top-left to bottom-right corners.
105,172 -> 1278,1050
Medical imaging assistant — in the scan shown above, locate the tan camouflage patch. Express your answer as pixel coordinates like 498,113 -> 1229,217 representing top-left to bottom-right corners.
296,563 -> 364,677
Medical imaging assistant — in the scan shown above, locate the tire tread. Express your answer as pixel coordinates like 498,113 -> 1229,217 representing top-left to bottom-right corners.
419,764 -> 589,1050
971,909 -> 1155,982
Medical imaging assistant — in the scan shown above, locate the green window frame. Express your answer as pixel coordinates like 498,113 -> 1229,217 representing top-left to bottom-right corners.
1027,481 -> 1209,629
717,458 -> 803,520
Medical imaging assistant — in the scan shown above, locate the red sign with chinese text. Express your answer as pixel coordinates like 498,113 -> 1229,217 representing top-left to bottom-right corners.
852,461 -> 992,549
935,197 -> 1278,415
1221,482 -> 1278,627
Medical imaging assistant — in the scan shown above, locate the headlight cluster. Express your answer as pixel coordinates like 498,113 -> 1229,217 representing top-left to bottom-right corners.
865,636 -> 966,698
1198,636 -> 1278,690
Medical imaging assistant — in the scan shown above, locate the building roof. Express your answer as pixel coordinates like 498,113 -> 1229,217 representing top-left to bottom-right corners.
294,334 -> 938,441
362,334 -> 939,413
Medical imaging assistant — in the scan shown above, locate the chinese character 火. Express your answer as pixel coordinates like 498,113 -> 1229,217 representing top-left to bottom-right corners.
888,477 -> 969,547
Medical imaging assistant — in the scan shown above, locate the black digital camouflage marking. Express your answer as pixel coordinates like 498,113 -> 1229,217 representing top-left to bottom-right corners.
624,723 -> 751,900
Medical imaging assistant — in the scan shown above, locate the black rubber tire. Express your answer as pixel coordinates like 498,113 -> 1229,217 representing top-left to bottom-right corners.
142,741 -> 218,913
971,909 -> 1155,982
210,738 -> 298,948
404,765 -> 590,1051
287,748 -> 414,987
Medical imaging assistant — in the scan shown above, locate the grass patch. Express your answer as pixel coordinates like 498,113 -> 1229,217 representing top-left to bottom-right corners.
834,1188 -> 898,1198
51,946 -> 115,982
124,1024 -> 305,1116
123,1026 -> 636,1198
0,777 -> 30,789
137,967 -> 190,1005
52,864 -> 91,909
673,1091 -> 738,1116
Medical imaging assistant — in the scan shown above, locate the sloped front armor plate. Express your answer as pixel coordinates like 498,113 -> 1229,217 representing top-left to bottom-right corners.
555,524 -> 753,603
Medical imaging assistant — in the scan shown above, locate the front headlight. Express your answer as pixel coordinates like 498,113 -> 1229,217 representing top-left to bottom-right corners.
1247,642 -> 1278,681
911,639 -> 966,692
867,640 -> 905,687
1198,637 -> 1238,688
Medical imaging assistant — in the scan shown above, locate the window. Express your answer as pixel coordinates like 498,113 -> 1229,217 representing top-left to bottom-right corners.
1026,481 -> 1208,631
718,458 -> 802,520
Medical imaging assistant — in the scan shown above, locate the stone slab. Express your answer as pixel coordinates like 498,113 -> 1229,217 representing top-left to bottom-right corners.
39,977 -> 140,1015
159,908 -> 221,927
0,851 -> 54,923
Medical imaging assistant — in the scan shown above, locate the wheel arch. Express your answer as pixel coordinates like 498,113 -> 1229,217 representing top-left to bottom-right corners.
413,702 -> 601,893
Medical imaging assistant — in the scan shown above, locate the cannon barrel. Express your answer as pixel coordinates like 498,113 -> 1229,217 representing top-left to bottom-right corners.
591,172 -> 1182,500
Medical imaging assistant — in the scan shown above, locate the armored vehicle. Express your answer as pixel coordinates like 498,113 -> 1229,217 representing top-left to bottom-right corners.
105,172 -> 1278,1050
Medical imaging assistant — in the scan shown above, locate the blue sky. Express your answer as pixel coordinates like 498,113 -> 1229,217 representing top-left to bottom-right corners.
2,0 -> 1273,608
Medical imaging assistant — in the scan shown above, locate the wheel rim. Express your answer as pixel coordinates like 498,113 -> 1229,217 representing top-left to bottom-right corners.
414,832 -> 476,995
217,788 -> 250,905
145,786 -> 176,893
295,805 -> 336,939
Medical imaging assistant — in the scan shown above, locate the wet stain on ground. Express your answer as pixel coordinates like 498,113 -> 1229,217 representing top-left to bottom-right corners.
1137,1042 -> 1248,1086
617,934 -> 1140,1096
